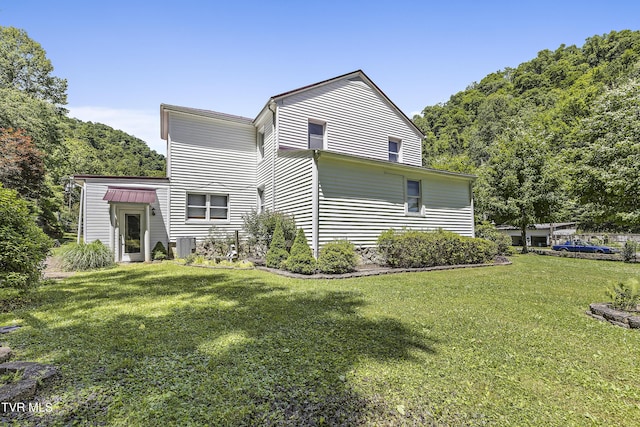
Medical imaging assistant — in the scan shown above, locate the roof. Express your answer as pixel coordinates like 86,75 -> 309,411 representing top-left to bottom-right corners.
496,222 -> 577,231
278,147 -> 476,180
103,187 -> 157,204
73,174 -> 169,181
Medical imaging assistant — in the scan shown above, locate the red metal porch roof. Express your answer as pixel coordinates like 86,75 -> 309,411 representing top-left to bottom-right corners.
103,187 -> 157,204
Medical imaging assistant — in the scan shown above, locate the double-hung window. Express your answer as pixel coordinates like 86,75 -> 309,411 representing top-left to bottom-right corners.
257,131 -> 265,161
406,180 -> 421,214
388,138 -> 401,162
187,193 -> 229,221
308,121 -> 325,149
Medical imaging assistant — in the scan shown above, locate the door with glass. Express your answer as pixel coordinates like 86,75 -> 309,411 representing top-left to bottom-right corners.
121,212 -> 143,261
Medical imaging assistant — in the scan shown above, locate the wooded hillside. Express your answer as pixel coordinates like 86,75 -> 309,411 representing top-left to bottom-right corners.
414,30 -> 640,233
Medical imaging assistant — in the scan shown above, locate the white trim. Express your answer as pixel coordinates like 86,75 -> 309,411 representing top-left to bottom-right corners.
405,177 -> 424,217
311,152 -> 319,258
185,192 -> 230,222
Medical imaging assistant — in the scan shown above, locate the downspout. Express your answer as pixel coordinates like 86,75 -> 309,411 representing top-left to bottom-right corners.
469,181 -> 475,237
312,150 -> 320,258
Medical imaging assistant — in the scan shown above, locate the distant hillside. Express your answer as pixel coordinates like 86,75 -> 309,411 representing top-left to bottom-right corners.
61,117 -> 165,178
413,29 -> 640,231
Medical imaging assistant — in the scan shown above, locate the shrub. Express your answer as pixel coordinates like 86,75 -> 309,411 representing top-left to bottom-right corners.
197,227 -> 245,260
152,241 -> 168,261
284,228 -> 316,275
0,186 -> 52,290
242,209 -> 296,255
623,240 -> 638,262
265,219 -> 289,268
475,222 -> 513,255
607,279 -> 640,311
377,228 -> 498,268
318,240 -> 357,274
60,240 -> 114,271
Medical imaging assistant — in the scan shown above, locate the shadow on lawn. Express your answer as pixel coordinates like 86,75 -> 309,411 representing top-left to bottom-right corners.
8,265 -> 437,426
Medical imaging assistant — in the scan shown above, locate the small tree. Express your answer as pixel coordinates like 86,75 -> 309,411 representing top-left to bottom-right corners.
242,209 -> 296,255
0,185 -> 52,290
265,219 -> 289,268
284,228 -> 316,275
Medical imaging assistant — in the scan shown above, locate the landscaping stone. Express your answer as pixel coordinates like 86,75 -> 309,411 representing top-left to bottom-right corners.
0,326 -> 21,334
0,361 -> 58,403
0,347 -> 11,363
588,303 -> 640,329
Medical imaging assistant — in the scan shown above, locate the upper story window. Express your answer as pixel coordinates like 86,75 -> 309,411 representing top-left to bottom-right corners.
308,121 -> 325,149
406,179 -> 421,214
257,131 -> 265,161
187,193 -> 229,221
388,138 -> 401,162
257,188 -> 265,213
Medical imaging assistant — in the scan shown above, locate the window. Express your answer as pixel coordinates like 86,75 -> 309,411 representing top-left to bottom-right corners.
308,121 -> 324,149
257,131 -> 265,161
388,138 -> 401,162
187,193 -> 229,221
406,180 -> 421,214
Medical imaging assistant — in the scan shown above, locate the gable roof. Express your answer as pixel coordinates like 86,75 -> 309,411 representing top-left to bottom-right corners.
160,104 -> 253,140
260,70 -> 424,137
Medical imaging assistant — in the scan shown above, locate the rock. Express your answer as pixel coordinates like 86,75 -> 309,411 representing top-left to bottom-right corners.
0,361 -> 58,403
0,379 -> 37,402
628,316 -> 640,329
0,326 -> 21,334
0,347 -> 11,363
589,303 -> 609,317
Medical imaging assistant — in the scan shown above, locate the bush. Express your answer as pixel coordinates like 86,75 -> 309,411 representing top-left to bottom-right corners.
623,240 -> 638,262
0,186 -> 52,290
152,241 -> 168,261
377,228 -> 498,268
242,209 -> 296,256
607,279 -> 640,311
475,222 -> 513,255
197,227 -> 245,260
284,228 -> 316,275
265,219 -> 289,268
318,240 -> 357,274
60,240 -> 114,271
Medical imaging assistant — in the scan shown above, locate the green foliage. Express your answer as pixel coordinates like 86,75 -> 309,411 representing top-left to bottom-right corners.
606,279 -> 640,311
0,128 -> 45,199
414,30 -> 640,232
317,240 -> 357,274
475,222 -> 513,255
152,241 -> 168,261
0,26 -> 67,105
60,240 -> 114,271
242,209 -> 297,255
196,227 -> 244,260
377,229 -> 498,268
265,219 -> 289,268
0,185 -> 52,290
623,240 -> 638,263
283,228 -> 316,275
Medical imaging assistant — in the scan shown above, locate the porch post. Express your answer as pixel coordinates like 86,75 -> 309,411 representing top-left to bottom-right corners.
144,204 -> 151,262
113,209 -> 120,262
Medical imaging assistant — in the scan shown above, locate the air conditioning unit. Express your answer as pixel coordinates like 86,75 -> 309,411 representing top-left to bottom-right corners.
176,237 -> 196,258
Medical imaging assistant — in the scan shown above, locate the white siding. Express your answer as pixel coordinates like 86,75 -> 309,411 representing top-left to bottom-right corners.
277,78 -> 422,166
274,151 -> 313,237
82,179 -> 170,250
167,111 -> 256,240
255,112 -> 275,211
317,157 -> 474,248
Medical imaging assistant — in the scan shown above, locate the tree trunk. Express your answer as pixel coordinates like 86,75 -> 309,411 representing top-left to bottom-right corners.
520,224 -> 528,254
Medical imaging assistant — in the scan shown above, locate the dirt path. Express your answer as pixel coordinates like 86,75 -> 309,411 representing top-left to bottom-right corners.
43,256 -> 75,280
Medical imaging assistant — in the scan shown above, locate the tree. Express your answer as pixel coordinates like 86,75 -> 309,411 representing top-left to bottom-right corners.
0,128 -> 45,199
0,185 -> 52,291
573,74 -> 640,229
283,228 -> 316,275
265,219 -> 289,268
0,26 -> 67,105
476,119 -> 561,253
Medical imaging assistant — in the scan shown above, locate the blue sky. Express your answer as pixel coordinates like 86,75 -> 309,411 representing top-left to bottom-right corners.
1,1 -> 639,154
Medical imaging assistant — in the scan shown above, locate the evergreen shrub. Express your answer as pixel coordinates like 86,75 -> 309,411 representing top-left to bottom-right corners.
318,240 -> 357,274
284,228 -> 316,274
377,229 -> 498,268
265,219 -> 289,268
60,240 -> 114,271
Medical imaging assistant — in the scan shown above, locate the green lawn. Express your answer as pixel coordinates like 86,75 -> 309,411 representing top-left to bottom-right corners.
1,256 -> 639,426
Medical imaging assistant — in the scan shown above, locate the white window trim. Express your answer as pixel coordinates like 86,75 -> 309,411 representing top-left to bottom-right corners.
405,178 -> 423,216
257,187 -> 265,214
389,137 -> 402,163
186,193 -> 230,223
308,119 -> 326,150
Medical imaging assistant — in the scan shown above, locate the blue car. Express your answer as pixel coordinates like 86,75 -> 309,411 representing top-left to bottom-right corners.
551,240 -> 618,254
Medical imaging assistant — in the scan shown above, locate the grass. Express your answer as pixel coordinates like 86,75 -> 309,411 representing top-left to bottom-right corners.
1,255 -> 639,425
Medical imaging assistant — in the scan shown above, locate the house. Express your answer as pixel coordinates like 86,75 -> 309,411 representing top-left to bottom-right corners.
74,70 -> 476,262
497,223 -> 577,247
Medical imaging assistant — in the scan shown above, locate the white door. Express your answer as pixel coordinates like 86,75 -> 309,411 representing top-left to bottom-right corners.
121,211 -> 144,262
